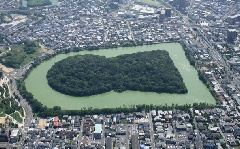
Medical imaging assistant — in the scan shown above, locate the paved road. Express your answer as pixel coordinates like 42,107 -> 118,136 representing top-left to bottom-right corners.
11,78 -> 33,128
4,61 -> 34,140
78,117 -> 84,149
193,119 -> 203,149
148,112 -> 155,149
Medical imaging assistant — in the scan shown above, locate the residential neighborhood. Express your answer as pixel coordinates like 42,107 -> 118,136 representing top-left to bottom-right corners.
0,0 -> 239,148
1,106 -> 239,148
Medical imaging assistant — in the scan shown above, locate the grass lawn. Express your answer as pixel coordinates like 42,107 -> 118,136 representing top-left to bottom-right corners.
120,119 -> 127,124
11,112 -> 23,123
19,107 -> 24,117
27,0 -> 51,7
0,113 -> 5,117
137,0 -> 160,7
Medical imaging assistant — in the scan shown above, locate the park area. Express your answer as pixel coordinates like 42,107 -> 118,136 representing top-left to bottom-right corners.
0,41 -> 41,69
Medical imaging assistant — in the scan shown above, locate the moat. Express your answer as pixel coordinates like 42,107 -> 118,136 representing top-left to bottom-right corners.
25,42 -> 216,110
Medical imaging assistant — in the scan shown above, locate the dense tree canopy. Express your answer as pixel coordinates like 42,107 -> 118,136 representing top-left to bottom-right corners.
47,50 -> 188,96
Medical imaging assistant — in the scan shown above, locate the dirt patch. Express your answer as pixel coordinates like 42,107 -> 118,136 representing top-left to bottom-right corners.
3,16 -> 11,22
188,34 -> 194,39
37,119 -> 47,129
0,63 -> 14,73
13,14 -> 26,21
0,77 -> 9,85
0,117 -> 6,124
39,44 -> 54,54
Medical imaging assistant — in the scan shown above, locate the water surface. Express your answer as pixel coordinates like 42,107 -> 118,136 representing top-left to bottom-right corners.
25,43 -> 216,110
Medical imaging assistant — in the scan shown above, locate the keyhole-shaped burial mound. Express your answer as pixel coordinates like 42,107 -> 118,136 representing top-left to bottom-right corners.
47,50 -> 188,97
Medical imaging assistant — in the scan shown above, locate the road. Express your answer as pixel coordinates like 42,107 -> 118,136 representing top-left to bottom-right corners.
148,112 -> 155,149
126,124 -> 130,149
4,61 -> 34,141
78,117 -> 84,149
172,120 -> 179,148
193,119 -> 203,149
221,4 -> 237,21
11,78 -> 33,129
126,21 -> 136,44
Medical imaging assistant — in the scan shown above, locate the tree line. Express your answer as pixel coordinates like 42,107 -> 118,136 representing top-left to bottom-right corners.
47,50 -> 188,97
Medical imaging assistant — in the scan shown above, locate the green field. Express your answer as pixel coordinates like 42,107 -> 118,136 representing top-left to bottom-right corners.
19,107 -> 24,117
11,112 -> 23,123
27,0 -> 51,7
137,0 -> 160,7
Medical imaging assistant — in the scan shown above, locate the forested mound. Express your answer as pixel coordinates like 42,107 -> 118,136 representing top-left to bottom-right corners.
47,50 -> 188,96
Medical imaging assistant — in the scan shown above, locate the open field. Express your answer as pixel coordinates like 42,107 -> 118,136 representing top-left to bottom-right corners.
0,117 -> 5,124
39,43 -> 54,54
37,119 -> 47,129
0,63 -> 14,73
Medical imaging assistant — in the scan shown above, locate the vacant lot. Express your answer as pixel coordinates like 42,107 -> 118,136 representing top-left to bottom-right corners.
0,63 -> 14,73
37,119 -> 47,129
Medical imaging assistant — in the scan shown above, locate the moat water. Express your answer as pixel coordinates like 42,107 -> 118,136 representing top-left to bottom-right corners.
25,43 -> 216,110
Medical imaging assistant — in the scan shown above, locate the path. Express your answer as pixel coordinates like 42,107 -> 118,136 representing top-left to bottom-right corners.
126,21 -> 136,44
11,78 -> 33,128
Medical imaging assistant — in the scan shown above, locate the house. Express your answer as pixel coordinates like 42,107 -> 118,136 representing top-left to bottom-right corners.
233,127 -> 240,139
94,124 -> 102,139
203,142 -> 217,149
54,116 -> 59,127
176,122 -> 187,131
9,129 -> 19,143
222,125 -> 232,133
62,122 -> 71,128
135,112 -> 145,118
0,128 -> 8,142
151,110 -> 156,117
197,123 -> 206,131
59,131 -> 74,139
120,113 -> 125,119
74,116 -> 81,127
